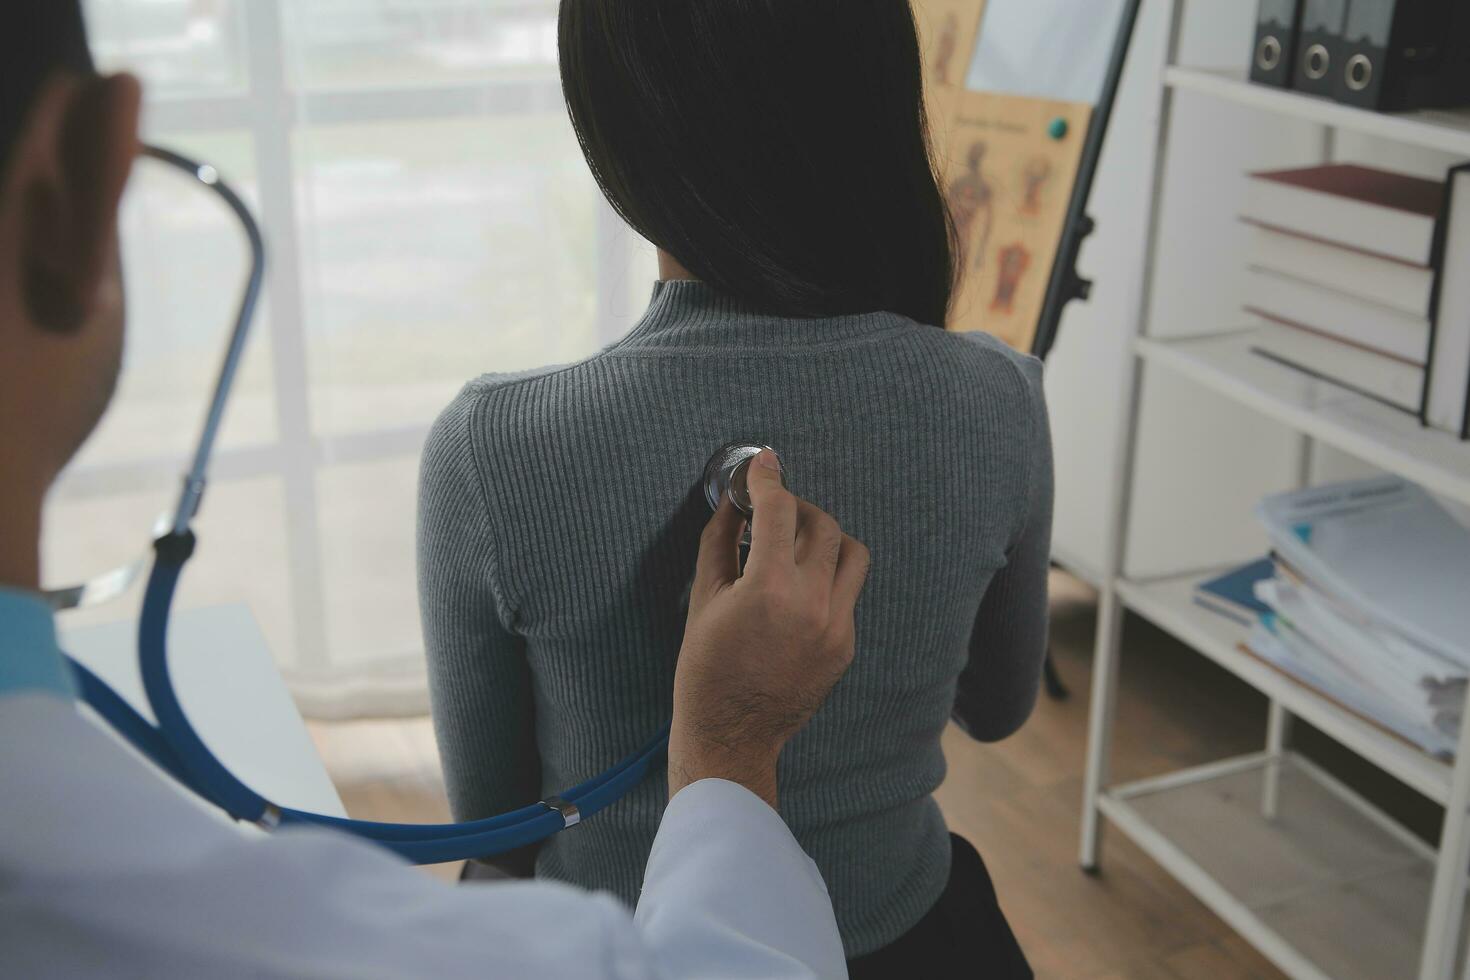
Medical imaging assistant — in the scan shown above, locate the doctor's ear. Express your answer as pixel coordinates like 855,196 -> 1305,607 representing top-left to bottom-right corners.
11,71 -> 140,335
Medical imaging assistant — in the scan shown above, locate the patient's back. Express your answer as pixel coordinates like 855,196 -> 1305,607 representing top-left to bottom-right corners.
419,281 -> 1052,956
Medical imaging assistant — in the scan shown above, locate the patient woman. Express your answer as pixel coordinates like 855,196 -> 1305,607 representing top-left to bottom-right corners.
418,1 -> 1051,974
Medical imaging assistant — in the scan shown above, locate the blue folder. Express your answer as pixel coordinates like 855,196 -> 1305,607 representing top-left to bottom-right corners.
1193,558 -> 1275,627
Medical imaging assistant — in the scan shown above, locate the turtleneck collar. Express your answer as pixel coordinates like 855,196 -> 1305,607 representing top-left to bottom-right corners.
612,280 -> 914,353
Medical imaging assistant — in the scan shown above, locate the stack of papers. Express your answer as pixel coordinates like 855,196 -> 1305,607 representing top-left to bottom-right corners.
1200,477 -> 1470,758
1257,477 -> 1470,667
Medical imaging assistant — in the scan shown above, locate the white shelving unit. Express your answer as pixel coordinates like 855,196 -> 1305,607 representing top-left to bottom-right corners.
1078,7 -> 1470,980
1163,67 -> 1470,157
1135,328 -> 1470,505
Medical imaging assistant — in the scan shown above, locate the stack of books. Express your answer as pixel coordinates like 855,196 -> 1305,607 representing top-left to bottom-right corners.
1241,163 -> 1470,439
1194,476 -> 1470,758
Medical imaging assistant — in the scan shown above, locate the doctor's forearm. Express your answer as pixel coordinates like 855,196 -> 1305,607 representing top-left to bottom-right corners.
667,734 -> 780,809
667,457 -> 867,815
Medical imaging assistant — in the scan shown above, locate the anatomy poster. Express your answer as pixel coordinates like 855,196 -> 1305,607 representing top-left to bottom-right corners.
911,0 -> 987,91
911,0 -> 1096,351
941,90 -> 1091,351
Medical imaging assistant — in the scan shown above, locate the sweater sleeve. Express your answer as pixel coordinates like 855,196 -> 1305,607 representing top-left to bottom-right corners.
418,389 -> 541,863
952,353 -> 1054,742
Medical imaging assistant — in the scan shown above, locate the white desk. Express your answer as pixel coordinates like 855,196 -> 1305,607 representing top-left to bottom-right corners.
62,604 -> 346,817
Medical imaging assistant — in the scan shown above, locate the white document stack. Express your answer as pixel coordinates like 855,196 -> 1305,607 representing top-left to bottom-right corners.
1249,477 -> 1470,758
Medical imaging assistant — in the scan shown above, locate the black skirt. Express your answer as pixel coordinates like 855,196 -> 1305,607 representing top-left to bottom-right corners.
847,834 -> 1032,979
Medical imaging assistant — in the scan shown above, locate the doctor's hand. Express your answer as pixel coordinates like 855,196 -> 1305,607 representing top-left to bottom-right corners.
669,450 -> 870,810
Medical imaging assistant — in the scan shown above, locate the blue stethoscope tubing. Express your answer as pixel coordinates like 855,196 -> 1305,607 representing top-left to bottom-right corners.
64,145 -> 668,864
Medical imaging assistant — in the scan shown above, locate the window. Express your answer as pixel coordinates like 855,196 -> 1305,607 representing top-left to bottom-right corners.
49,0 -> 657,717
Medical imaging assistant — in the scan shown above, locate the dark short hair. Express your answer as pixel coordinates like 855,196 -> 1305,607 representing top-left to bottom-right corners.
559,0 -> 956,327
0,0 -> 93,178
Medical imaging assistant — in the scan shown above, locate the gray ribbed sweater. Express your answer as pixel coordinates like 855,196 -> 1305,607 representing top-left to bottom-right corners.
418,280 -> 1053,956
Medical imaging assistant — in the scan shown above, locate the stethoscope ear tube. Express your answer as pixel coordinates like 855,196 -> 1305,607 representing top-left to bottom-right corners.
66,144 -> 670,864
137,532 -> 274,822
71,535 -> 670,861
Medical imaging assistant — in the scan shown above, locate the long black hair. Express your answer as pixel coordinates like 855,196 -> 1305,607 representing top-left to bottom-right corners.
559,0 -> 956,328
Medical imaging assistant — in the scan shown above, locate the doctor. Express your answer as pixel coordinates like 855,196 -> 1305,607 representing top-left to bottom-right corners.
0,3 -> 869,977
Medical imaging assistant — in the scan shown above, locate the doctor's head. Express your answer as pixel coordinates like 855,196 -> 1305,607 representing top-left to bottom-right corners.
559,0 -> 956,328
0,0 -> 138,492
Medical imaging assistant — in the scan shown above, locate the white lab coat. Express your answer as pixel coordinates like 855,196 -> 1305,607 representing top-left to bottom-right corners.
0,694 -> 846,978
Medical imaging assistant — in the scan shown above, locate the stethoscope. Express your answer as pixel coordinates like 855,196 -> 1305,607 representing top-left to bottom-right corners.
56,146 -> 780,864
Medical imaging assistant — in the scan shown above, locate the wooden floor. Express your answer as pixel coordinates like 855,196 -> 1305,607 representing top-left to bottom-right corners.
308,572 -> 1287,978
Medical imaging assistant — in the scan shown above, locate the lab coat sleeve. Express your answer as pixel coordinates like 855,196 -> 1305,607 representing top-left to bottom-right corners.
418,389 -> 541,867
2,699 -> 847,979
636,778 -> 849,979
953,352 -> 1054,742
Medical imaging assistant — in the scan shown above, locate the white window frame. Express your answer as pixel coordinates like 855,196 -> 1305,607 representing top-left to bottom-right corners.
55,0 -> 634,683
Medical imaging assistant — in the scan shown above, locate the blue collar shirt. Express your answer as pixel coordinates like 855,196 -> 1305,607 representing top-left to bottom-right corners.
0,586 -> 75,701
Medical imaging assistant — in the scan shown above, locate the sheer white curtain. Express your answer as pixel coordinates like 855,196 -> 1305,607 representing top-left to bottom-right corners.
45,0 -> 657,719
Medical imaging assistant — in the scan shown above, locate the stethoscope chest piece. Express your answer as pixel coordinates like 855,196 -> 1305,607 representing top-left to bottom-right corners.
703,443 -> 786,516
